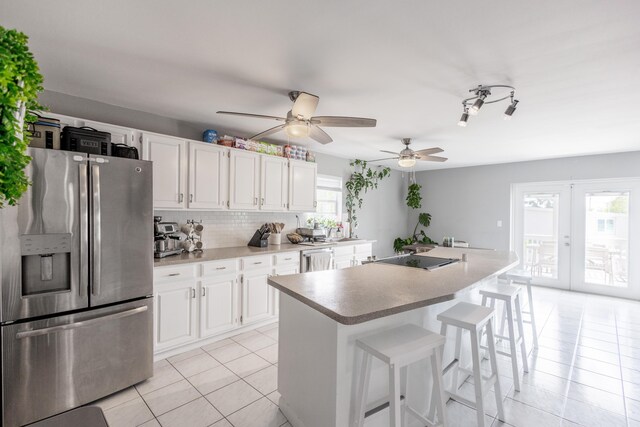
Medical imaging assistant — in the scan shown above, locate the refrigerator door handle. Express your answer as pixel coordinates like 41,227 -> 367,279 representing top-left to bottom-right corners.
15,306 -> 148,339
91,164 -> 102,297
79,163 -> 89,297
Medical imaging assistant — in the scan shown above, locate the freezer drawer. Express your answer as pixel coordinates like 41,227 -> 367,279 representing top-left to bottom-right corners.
1,298 -> 153,427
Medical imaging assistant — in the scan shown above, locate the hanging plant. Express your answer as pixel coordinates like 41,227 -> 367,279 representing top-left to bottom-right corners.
345,159 -> 390,238
406,182 -> 422,209
0,26 -> 45,207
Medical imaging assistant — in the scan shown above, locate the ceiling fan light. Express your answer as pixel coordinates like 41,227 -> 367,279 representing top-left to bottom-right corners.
470,97 -> 484,114
458,111 -> 469,127
504,99 -> 519,120
398,157 -> 416,168
285,122 -> 310,138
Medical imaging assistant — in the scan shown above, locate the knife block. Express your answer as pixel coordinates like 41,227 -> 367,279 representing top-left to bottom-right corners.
248,230 -> 268,247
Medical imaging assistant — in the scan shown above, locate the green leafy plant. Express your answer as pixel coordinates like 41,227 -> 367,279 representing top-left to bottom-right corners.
345,159 -> 390,238
393,182 -> 435,253
406,182 -> 422,209
0,27 -> 45,207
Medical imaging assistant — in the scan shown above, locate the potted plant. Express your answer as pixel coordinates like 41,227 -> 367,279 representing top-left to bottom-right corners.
345,159 -> 390,238
393,181 -> 436,253
1,26 -> 45,207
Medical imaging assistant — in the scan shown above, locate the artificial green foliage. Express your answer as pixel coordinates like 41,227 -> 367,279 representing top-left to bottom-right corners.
345,159 -> 390,238
406,182 -> 422,209
393,183 -> 435,252
0,27 -> 44,207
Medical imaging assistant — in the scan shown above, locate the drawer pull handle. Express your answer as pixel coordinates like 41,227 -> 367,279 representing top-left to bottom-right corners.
168,273 -> 181,277
216,266 -> 226,270
284,258 -> 292,261
253,261 -> 263,264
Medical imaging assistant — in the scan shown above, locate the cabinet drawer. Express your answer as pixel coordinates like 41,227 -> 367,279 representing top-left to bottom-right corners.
274,252 -> 299,266
333,245 -> 354,257
202,259 -> 238,277
241,255 -> 272,270
354,244 -> 373,255
154,264 -> 197,282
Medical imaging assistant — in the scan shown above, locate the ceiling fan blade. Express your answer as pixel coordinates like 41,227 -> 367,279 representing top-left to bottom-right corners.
380,150 -> 400,156
369,157 -> 399,162
414,147 -> 444,156
310,116 -> 377,127
217,111 -> 285,121
291,92 -> 319,119
309,125 -> 333,144
250,124 -> 286,140
417,155 -> 448,162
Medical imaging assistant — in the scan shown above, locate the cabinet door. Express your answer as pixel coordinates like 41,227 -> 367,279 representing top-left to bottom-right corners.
272,264 -> 299,316
142,133 -> 187,209
155,280 -> 197,352
334,257 -> 353,269
229,150 -> 260,210
82,120 -> 138,151
200,275 -> 238,338
289,160 -> 317,212
188,143 -> 229,209
260,156 -> 288,211
241,268 -> 272,324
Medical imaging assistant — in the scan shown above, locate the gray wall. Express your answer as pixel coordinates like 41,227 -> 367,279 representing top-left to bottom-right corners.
39,90 -> 408,257
411,151 -> 640,251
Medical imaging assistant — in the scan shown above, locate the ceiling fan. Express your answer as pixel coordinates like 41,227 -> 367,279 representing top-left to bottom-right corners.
371,138 -> 448,168
217,91 -> 376,144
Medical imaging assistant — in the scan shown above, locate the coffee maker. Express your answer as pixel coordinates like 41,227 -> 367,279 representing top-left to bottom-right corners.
154,216 -> 184,258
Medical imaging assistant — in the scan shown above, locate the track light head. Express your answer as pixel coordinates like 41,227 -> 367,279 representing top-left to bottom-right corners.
458,109 -> 469,127
470,96 -> 485,115
504,99 -> 519,120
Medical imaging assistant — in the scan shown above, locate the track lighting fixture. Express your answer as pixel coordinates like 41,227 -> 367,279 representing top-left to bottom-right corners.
504,93 -> 519,120
458,85 -> 519,127
458,107 -> 469,127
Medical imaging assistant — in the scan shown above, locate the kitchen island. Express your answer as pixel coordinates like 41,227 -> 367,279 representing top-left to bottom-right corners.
268,247 -> 518,427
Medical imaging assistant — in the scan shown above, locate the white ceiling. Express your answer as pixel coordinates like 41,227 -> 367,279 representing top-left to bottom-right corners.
3,0 -> 640,170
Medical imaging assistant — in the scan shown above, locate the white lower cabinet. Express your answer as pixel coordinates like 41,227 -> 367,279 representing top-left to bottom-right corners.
333,243 -> 374,269
154,279 -> 198,352
272,252 -> 300,315
200,274 -> 238,338
241,267 -> 272,325
334,257 -> 353,269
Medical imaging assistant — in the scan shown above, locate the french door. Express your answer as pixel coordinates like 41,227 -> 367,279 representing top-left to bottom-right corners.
513,179 -> 640,299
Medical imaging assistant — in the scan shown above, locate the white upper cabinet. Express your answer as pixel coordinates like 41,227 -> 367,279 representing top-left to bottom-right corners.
260,156 -> 288,211
229,150 -> 260,210
142,133 -> 187,209
289,160 -> 317,212
188,142 -> 229,209
81,120 -> 139,151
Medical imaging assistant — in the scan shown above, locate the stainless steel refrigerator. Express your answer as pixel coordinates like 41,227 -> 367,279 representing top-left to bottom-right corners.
0,147 -> 154,427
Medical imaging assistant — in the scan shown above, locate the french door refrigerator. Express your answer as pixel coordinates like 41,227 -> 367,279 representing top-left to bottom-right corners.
0,147 -> 154,427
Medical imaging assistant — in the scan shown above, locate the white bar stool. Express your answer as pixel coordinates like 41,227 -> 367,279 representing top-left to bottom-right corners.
436,302 -> 504,427
480,285 -> 529,392
504,270 -> 538,349
353,324 -> 447,427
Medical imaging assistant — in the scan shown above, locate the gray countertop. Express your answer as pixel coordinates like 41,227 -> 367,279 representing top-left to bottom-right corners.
267,247 -> 519,325
154,240 -> 375,267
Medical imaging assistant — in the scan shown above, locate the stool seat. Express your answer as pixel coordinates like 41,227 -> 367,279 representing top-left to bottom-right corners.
357,324 -> 446,365
479,285 -> 521,300
437,302 -> 494,330
504,270 -> 532,283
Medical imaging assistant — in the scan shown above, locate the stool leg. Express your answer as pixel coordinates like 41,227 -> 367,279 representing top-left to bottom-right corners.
515,294 -> 529,373
526,281 -> 539,349
452,327 -> 463,392
469,329 -> 486,427
431,348 -> 448,427
430,323 -> 448,422
505,299 -> 521,392
390,363 -> 401,427
486,319 -> 505,422
402,366 -> 409,427
354,351 -> 371,427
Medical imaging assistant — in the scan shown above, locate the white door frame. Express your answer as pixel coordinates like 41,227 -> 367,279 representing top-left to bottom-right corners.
511,177 -> 640,300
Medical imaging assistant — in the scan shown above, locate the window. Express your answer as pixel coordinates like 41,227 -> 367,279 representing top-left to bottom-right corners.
315,175 -> 343,223
596,218 -> 615,233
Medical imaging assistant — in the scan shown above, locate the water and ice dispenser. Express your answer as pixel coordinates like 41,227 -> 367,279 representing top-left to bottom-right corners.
20,233 -> 72,295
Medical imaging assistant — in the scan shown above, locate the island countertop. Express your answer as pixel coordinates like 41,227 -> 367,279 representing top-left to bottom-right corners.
268,247 -> 518,325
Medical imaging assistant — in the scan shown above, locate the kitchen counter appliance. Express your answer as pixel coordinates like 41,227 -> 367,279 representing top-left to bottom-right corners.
154,218 -> 184,258
0,148 -> 153,427
61,126 -> 112,156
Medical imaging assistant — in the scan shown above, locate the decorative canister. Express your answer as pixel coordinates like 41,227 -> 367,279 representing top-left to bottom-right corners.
202,129 -> 218,143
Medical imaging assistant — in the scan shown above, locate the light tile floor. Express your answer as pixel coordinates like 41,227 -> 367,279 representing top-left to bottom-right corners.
92,286 -> 640,427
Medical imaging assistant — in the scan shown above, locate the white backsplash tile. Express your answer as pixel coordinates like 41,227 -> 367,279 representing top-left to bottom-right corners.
155,210 -> 303,249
